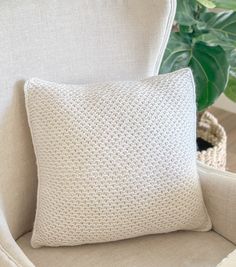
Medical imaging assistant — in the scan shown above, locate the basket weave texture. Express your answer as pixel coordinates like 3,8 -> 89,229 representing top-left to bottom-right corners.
197,111 -> 227,170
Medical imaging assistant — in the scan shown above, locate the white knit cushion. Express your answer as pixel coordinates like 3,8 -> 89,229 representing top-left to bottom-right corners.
25,68 -> 211,248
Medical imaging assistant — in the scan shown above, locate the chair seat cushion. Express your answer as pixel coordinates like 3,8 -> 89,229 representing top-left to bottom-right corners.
17,231 -> 235,267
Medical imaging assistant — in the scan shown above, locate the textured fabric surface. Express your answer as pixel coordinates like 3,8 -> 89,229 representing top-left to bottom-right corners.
0,209 -> 34,267
198,162 -> 236,245
17,231 -> 235,267
0,0 -> 176,240
216,249 -> 236,267
25,69 -> 211,248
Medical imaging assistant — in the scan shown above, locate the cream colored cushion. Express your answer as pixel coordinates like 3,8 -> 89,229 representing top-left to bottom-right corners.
217,250 -> 236,267
199,163 -> 236,245
0,0 -> 176,240
17,231 -> 235,267
25,69 -> 211,248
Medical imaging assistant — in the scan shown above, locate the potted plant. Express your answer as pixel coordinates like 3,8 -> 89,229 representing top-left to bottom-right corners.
160,0 -> 236,169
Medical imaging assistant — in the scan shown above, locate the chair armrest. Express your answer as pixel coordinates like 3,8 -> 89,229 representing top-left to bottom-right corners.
216,249 -> 236,267
0,208 -> 34,267
198,162 -> 236,245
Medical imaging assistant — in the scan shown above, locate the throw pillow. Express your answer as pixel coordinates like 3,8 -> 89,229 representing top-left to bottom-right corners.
25,68 -> 211,248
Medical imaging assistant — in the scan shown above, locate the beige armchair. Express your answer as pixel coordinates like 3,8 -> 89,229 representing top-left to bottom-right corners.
0,1 -> 236,266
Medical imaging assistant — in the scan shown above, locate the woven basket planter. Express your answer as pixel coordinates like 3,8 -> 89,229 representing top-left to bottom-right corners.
197,111 -> 227,170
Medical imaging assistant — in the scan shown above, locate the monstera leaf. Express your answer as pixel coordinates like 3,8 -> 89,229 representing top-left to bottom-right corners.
160,35 -> 229,111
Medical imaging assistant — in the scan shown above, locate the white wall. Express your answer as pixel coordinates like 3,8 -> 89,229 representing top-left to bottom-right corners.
214,94 -> 236,113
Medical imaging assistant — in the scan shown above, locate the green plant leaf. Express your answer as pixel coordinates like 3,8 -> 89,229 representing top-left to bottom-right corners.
224,70 -> 236,102
176,0 -> 198,26
160,41 -> 229,111
196,32 -> 236,67
190,42 -> 229,111
179,25 -> 194,33
199,11 -> 236,70
228,49 -> 236,68
197,31 -> 236,51
159,33 -> 191,74
201,11 -> 236,43
197,0 -> 216,8
213,0 -> 236,11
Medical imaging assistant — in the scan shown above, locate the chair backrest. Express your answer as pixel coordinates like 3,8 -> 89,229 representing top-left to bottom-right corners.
0,0 -> 176,239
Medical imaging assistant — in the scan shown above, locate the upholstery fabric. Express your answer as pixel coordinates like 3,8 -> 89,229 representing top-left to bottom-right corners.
17,231 -> 235,267
0,0 -> 176,240
0,209 -> 34,267
25,69 -> 211,248
198,162 -> 236,245
216,249 -> 236,267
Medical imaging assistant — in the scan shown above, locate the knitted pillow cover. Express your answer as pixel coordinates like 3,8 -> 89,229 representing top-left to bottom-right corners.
25,68 -> 211,248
